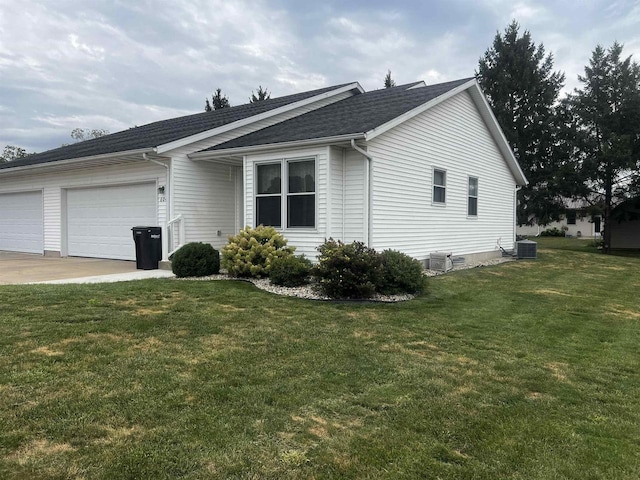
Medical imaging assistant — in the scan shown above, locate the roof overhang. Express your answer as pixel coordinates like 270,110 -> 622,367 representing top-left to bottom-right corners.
0,148 -> 167,177
189,133 -> 365,160
156,82 -> 364,154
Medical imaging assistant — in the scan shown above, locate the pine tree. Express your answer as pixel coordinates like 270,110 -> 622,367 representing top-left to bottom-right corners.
205,88 -> 231,111
250,85 -> 271,102
566,42 -> 640,252
476,21 -> 566,226
384,70 -> 396,88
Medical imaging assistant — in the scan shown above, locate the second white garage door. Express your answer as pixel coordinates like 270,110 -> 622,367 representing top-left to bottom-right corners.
67,183 -> 157,260
0,191 -> 43,254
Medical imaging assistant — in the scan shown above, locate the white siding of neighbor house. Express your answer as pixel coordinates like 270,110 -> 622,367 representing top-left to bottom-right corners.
165,90 -> 356,248
517,215 -> 600,238
0,161 -> 166,254
367,90 -> 517,260
244,147 -> 329,258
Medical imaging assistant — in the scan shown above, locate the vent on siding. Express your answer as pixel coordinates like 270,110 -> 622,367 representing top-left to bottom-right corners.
430,252 -> 453,272
516,240 -> 537,259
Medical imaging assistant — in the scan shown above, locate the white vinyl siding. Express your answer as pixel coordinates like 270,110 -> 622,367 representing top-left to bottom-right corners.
368,90 -> 517,260
343,148 -> 367,243
0,191 -> 43,253
0,161 -> 165,256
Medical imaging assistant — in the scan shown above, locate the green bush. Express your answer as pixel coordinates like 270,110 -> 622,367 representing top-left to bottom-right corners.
540,227 -> 565,237
222,225 -> 295,278
378,249 -> 427,295
171,242 -> 220,278
269,255 -> 313,287
313,239 -> 382,299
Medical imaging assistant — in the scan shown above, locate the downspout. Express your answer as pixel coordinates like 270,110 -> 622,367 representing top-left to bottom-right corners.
351,139 -> 373,247
144,152 -> 171,261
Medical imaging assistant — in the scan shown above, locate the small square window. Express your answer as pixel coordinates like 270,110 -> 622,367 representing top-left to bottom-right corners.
566,211 -> 577,225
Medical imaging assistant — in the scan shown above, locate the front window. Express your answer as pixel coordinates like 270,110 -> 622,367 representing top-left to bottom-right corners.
468,177 -> 478,216
255,158 -> 316,229
433,169 -> 446,203
566,210 -> 577,225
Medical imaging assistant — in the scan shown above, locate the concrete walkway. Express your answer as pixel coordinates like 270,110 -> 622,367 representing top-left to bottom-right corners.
0,252 -> 174,285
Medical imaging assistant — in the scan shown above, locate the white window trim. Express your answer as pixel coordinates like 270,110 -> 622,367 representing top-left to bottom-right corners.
468,176 -> 478,218
432,167 -> 446,206
254,156 -> 318,231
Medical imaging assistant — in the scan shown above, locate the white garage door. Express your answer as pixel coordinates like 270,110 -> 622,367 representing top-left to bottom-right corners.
67,183 -> 157,260
0,191 -> 44,254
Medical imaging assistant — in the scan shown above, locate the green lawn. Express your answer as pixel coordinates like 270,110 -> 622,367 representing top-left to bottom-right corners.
1,239 -> 639,479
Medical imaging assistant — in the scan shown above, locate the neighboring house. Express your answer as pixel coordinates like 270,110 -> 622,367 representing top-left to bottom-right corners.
609,197 -> 640,249
0,78 -> 527,265
517,198 -> 602,238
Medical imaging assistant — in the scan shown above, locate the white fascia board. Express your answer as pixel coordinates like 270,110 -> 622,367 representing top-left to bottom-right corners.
467,82 -> 528,186
364,79 -> 476,141
156,82 -> 363,154
0,148 -> 158,176
189,133 -> 365,160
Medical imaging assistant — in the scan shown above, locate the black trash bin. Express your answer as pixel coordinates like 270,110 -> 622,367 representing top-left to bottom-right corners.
131,226 -> 162,270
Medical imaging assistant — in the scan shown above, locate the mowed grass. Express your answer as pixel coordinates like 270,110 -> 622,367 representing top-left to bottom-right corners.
1,239 -> 639,479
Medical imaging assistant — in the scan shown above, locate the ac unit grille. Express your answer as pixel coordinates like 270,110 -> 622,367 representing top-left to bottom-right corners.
430,252 -> 453,272
516,240 -> 537,259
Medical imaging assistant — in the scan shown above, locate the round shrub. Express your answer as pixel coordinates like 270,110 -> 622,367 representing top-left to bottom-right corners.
269,255 -> 313,287
313,239 -> 382,299
171,242 -> 220,278
221,225 -> 295,278
378,249 -> 427,295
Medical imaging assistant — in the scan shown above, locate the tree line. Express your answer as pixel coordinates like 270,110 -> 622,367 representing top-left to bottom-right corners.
476,21 -> 640,253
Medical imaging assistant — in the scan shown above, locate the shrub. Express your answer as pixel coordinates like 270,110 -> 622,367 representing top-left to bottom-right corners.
269,255 -> 313,287
540,227 -> 565,237
222,225 -> 295,278
171,242 -> 220,278
378,249 -> 427,295
313,239 -> 382,299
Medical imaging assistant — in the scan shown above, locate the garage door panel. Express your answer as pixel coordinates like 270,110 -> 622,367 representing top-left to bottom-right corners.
0,191 -> 43,254
67,183 -> 156,260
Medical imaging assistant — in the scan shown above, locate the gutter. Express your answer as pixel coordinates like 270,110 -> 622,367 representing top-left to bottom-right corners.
514,185 -> 522,245
0,148 -> 157,175
350,139 -> 373,247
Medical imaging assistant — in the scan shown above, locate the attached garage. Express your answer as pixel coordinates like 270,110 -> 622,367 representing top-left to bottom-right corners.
0,191 -> 44,254
66,183 -> 157,260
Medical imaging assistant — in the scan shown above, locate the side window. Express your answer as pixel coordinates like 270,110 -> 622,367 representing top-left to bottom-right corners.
468,177 -> 478,216
433,169 -> 446,204
566,210 -> 577,225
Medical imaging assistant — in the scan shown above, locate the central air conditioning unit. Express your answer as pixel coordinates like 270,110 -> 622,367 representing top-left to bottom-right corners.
430,251 -> 453,272
516,239 -> 537,259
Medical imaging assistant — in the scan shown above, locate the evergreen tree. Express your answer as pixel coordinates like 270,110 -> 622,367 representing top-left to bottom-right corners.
384,70 -> 396,88
476,21 -> 566,226
250,85 -> 271,102
205,88 -> 231,111
566,42 -> 640,252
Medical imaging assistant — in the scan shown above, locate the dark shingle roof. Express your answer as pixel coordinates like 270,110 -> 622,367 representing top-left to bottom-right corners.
1,83 -> 354,170
205,78 -> 474,152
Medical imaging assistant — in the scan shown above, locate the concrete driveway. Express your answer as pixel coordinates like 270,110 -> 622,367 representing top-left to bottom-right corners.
0,252 -> 143,284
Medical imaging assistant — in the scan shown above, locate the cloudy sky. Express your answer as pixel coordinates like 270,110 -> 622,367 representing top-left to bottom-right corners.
1,0 -> 639,153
